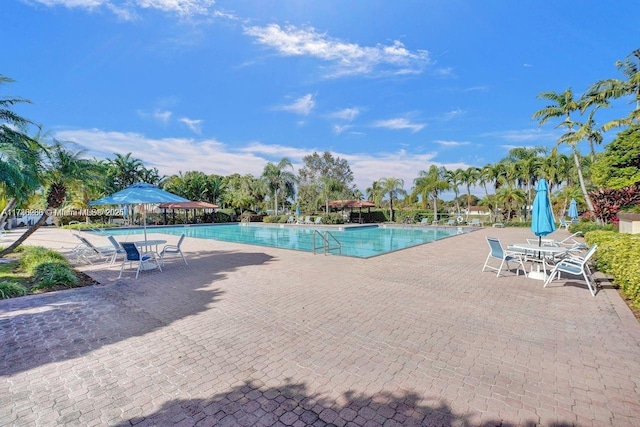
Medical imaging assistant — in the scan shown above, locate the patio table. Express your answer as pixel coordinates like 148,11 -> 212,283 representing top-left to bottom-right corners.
509,243 -> 569,281
131,239 -> 167,254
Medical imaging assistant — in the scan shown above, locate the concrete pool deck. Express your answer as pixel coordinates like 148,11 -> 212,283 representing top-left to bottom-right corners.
1,226 -> 639,426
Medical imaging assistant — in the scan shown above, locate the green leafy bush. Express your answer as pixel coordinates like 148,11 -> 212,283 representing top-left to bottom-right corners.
216,208 -> 237,222
321,213 -> 344,224
0,281 -> 27,299
570,221 -> 617,235
19,246 -> 67,275
32,261 -> 79,290
585,231 -> 640,309
263,215 -> 288,223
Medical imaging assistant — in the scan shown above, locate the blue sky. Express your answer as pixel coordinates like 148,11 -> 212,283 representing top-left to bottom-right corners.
4,0 -> 639,192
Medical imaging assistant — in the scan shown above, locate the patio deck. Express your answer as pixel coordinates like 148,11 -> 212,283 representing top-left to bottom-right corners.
1,226 -> 639,426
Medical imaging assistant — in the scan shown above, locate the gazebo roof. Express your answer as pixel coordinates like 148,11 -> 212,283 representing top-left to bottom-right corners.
328,199 -> 376,209
158,201 -> 218,209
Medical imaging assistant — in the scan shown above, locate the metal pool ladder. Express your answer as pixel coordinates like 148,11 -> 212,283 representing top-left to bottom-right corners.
312,230 -> 342,255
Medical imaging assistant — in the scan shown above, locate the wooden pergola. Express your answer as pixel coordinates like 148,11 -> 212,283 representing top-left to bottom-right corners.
158,201 -> 219,225
328,199 -> 376,223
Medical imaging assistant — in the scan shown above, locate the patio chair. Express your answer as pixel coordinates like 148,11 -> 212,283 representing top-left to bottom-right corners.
159,234 -> 188,266
544,244 -> 598,296
482,237 -> 526,277
286,216 -> 295,224
446,218 -> 456,226
468,219 -> 481,227
107,235 -> 126,266
118,242 -> 162,279
303,216 -> 312,224
419,218 -> 429,226
559,217 -> 570,230
314,216 -> 323,224
73,235 -> 116,264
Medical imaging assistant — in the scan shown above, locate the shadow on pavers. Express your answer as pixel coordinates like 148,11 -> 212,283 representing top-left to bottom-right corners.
115,379 -> 577,427
0,250 -> 274,376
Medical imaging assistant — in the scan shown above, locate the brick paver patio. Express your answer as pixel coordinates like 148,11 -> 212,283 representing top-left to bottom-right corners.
1,226 -> 639,426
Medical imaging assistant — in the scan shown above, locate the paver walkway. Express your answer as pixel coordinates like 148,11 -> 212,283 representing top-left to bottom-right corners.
1,226 -> 639,426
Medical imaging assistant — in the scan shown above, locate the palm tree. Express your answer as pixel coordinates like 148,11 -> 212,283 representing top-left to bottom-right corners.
532,88 -> 595,213
588,48 -> 640,130
261,157 -> 296,215
0,76 -> 43,225
496,185 -> 526,222
107,152 -> 145,191
366,180 -> 384,207
413,166 -> 450,223
1,140 -> 100,256
459,167 -> 479,221
558,107 -> 603,162
380,177 -> 406,222
445,168 -> 463,215
318,176 -> 344,214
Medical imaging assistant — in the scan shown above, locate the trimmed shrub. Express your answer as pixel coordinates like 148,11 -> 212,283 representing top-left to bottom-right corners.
216,208 -> 237,222
570,221 -> 617,235
32,261 -> 79,290
263,215 -> 288,223
585,231 -> 640,309
0,281 -> 27,299
321,213 -> 344,224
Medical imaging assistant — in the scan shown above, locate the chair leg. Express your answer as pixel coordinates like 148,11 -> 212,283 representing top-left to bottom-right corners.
118,259 -> 126,279
583,271 -> 596,297
497,259 -> 506,277
180,251 -> 187,265
482,253 -> 491,273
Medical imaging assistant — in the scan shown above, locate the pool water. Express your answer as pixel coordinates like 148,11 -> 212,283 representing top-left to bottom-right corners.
102,224 -> 467,258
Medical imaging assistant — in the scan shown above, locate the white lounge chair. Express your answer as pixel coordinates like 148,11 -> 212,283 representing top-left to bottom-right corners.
314,216 -> 323,224
482,237 -> 526,277
559,218 -> 570,230
159,234 -> 188,266
544,244 -> 598,296
468,219 -> 481,227
73,235 -> 116,264
303,216 -> 312,224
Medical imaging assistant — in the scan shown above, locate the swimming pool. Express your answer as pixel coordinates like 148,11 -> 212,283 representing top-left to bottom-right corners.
102,224 -> 468,258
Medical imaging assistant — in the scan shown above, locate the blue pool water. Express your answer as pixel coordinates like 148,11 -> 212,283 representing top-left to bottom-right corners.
101,224 -> 467,258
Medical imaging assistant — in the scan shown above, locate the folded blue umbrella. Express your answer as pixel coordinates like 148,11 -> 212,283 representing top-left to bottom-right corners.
531,179 -> 556,246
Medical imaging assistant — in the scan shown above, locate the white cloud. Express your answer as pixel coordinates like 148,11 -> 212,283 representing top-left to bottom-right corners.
178,117 -> 203,134
333,124 -> 351,135
276,94 -> 316,116
373,118 -> 425,133
438,108 -> 464,121
329,107 -> 360,122
27,0 -> 218,19
244,24 -> 431,78
481,128 -> 560,143
435,140 -> 470,147
153,109 -> 172,124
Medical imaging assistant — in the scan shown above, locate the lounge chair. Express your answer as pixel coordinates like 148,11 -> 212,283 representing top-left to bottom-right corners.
159,234 -> 188,266
286,216 -> 295,224
73,235 -> 116,264
107,235 -> 126,266
559,217 -> 570,230
314,216 -> 323,224
544,244 -> 598,296
468,219 -> 481,227
419,218 -> 429,226
482,237 -> 526,277
118,242 -> 162,279
303,216 -> 312,224
445,219 -> 456,226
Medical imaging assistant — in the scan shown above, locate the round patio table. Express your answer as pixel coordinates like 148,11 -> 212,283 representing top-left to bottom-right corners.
509,243 -> 569,281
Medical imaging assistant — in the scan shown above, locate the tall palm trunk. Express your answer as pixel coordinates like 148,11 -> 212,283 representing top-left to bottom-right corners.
0,198 -> 16,228
0,210 -> 51,257
572,148 -> 595,213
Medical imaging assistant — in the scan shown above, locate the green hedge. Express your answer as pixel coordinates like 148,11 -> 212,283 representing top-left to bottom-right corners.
585,230 -> 640,309
0,281 -> 27,299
